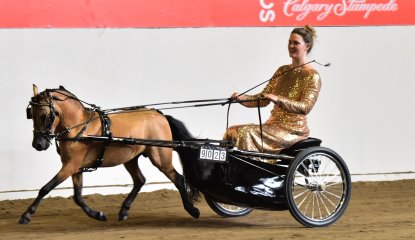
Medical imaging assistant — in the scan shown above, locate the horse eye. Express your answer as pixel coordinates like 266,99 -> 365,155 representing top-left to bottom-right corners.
40,114 -> 47,123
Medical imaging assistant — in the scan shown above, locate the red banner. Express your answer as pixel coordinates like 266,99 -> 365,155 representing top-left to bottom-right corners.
0,0 -> 413,28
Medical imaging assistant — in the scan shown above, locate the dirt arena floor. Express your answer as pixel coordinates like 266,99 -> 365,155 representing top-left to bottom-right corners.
1,179 -> 414,240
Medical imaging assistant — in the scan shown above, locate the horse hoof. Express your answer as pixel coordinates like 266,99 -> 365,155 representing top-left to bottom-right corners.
95,211 -> 107,221
187,207 -> 200,219
118,214 -> 128,221
18,216 -> 31,224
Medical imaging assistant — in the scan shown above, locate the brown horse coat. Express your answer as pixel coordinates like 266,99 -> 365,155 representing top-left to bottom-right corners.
20,85 -> 199,224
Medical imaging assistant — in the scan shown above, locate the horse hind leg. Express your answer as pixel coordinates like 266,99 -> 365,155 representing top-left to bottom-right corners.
118,157 -> 146,221
170,169 -> 200,219
72,172 -> 107,221
149,148 -> 200,219
148,147 -> 200,218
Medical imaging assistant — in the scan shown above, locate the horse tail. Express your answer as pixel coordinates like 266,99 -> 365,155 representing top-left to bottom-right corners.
164,115 -> 200,202
165,115 -> 194,141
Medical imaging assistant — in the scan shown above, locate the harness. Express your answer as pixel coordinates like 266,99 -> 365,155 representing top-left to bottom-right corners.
26,61 -> 330,174
27,88 -> 114,173
77,110 -> 112,173
27,87 -> 267,173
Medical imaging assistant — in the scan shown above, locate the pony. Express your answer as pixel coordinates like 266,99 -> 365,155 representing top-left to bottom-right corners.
19,85 -> 200,224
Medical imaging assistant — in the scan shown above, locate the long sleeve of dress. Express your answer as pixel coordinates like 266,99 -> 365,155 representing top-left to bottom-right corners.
241,68 -> 282,108
277,72 -> 321,114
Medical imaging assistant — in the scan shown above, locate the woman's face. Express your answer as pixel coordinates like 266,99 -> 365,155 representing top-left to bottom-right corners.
288,33 -> 310,60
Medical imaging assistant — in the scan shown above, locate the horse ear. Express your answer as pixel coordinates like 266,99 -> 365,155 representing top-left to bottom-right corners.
33,84 -> 39,96
59,85 -> 66,90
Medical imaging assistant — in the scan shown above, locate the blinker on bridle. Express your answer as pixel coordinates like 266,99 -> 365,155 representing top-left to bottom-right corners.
27,91 -> 60,141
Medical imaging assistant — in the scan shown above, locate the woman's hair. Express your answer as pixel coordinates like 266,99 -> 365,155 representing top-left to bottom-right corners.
291,25 -> 317,53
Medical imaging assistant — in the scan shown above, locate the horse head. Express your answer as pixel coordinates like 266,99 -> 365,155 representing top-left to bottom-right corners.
27,85 -> 84,151
27,85 -> 60,150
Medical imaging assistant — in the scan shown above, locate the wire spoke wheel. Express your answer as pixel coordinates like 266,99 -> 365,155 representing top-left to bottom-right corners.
286,147 -> 351,227
204,195 -> 253,217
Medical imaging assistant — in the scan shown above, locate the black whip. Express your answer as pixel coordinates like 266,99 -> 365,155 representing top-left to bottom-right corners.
237,59 -> 330,98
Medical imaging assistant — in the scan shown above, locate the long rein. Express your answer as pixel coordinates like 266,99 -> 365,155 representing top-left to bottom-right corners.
50,90 -> 260,140
52,59 -> 330,145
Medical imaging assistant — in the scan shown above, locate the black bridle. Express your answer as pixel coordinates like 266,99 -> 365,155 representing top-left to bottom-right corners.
26,87 -> 107,145
26,90 -> 60,142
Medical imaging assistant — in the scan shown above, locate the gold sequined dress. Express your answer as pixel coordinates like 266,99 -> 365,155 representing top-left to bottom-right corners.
224,65 -> 321,153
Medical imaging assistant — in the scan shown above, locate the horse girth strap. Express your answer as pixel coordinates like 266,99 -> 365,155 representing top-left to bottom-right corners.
59,110 -> 112,173
98,110 -> 113,140
79,147 -> 106,173
79,111 -> 113,173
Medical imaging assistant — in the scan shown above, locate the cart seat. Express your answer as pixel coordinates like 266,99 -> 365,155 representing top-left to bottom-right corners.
280,137 -> 322,156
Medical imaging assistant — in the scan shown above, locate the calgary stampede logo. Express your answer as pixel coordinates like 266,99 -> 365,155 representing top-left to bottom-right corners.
260,0 -> 400,22
282,0 -> 399,21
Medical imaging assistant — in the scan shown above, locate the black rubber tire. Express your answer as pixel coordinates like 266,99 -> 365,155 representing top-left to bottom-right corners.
286,147 -> 351,227
204,195 -> 253,217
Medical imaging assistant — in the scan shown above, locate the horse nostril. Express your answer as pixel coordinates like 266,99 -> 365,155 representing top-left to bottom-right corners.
33,142 -> 43,151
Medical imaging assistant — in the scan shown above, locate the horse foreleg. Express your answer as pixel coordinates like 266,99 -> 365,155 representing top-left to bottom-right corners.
18,175 -> 63,224
72,172 -> 107,221
118,158 -> 146,221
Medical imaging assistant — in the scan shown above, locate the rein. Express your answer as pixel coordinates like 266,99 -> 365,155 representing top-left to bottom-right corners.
113,59 -> 330,112
28,60 -> 329,169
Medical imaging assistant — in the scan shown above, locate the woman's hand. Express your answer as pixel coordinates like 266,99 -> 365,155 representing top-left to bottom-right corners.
263,93 -> 279,104
230,92 -> 245,101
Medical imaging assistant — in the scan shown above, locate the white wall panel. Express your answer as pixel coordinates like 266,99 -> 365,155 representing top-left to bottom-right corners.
1,26 -> 414,199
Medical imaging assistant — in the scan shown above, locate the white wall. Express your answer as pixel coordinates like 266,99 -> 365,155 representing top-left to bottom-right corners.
1,26 -> 415,200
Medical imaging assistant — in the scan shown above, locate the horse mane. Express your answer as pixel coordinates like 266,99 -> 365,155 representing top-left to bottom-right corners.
56,86 -> 78,98
47,86 -> 89,112
50,86 -> 80,101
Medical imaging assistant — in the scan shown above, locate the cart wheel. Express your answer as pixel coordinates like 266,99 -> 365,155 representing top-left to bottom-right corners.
286,147 -> 351,227
204,195 -> 253,217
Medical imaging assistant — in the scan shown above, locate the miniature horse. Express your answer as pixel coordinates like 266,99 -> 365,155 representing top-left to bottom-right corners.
19,85 -> 199,224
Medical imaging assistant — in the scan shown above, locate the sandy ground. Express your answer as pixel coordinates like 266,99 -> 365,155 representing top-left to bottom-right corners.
0,180 -> 414,240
